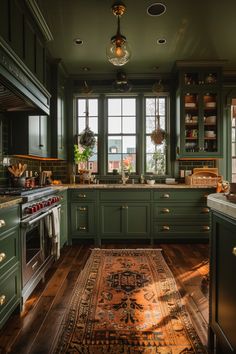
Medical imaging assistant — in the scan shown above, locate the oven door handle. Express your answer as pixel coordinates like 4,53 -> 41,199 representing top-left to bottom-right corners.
21,206 -> 60,227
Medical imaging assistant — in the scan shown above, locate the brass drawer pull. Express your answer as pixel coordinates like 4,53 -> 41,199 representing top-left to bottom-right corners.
0,295 -> 6,306
79,207 -> 87,211
232,247 -> 236,257
202,225 -> 210,231
122,205 -> 128,209
0,252 -> 6,262
79,194 -> 86,198
201,207 -> 210,213
79,226 -> 87,230
162,193 -> 170,199
162,225 -> 170,231
162,208 -> 170,214
0,219 -> 6,228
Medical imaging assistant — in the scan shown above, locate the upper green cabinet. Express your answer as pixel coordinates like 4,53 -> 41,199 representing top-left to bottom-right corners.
176,66 -> 223,158
9,113 -> 49,157
50,60 -> 67,159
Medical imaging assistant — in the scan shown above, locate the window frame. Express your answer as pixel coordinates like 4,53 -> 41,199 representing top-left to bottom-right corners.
105,95 -> 138,175
74,92 -> 171,178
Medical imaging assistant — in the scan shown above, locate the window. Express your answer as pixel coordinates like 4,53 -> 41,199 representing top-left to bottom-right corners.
76,98 -> 98,172
107,97 -> 136,173
145,96 -> 167,174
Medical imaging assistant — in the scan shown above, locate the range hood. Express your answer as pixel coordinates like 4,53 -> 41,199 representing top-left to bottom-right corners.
0,39 -> 50,115
0,78 -> 36,112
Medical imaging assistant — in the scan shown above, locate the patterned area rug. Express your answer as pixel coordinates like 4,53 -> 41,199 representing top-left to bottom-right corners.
52,249 -> 207,353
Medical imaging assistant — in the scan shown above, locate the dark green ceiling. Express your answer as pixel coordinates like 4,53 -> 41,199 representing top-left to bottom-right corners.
36,0 -> 236,78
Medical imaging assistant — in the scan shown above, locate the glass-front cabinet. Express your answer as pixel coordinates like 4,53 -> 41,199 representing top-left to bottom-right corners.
176,67 -> 223,158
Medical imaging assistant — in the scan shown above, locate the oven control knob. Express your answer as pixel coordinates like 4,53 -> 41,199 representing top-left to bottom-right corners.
47,199 -> 52,206
39,202 -> 44,209
26,207 -> 34,214
32,204 -> 38,212
36,203 -> 42,210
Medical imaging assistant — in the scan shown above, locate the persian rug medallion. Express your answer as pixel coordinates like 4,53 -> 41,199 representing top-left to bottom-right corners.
53,249 -> 207,353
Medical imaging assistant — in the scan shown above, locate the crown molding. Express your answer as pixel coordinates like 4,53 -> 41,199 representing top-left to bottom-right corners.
25,0 -> 54,42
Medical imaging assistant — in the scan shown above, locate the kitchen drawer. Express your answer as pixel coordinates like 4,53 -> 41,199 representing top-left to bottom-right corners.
0,205 -> 19,233
100,190 -> 151,201
0,227 -> 19,276
153,221 -> 210,235
153,189 -> 212,202
153,204 -> 210,219
0,265 -> 21,329
70,189 -> 97,201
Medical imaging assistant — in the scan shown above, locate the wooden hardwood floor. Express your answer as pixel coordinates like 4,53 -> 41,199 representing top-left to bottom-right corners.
0,243 -> 209,354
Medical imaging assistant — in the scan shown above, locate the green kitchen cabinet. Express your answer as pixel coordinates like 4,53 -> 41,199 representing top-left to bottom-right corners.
59,190 -> 68,248
152,188 -> 212,241
50,60 -> 67,159
99,190 -> 151,242
0,204 -> 21,329
9,113 -> 49,157
175,65 -> 223,158
69,189 -> 98,243
209,211 -> 236,354
28,115 -> 49,157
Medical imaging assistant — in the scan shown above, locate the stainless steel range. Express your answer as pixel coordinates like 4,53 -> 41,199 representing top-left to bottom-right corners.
0,186 -> 61,303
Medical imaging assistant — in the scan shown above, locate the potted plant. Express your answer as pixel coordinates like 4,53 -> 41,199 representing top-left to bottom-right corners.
73,144 -> 93,183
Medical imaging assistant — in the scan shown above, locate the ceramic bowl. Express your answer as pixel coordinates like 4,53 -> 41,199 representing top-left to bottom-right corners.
146,179 -> 155,185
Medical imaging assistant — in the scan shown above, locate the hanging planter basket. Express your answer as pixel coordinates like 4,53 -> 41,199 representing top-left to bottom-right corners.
79,126 -> 96,149
150,115 -> 166,145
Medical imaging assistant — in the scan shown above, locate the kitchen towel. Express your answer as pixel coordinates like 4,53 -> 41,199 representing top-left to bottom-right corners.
51,206 -> 61,260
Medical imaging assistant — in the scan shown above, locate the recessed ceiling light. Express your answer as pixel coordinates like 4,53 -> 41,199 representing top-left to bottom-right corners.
74,38 -> 83,45
82,67 -> 91,71
147,3 -> 166,16
157,38 -> 167,44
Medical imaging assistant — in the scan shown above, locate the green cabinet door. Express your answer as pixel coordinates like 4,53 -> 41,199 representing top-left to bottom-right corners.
126,203 -> 150,237
210,212 -> 236,353
29,115 -> 49,157
100,202 -> 150,240
0,204 -> 21,329
176,66 -> 223,158
100,203 -> 123,236
70,202 -> 96,240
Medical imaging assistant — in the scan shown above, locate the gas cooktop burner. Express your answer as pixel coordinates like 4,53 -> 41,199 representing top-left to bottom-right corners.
0,186 -> 53,196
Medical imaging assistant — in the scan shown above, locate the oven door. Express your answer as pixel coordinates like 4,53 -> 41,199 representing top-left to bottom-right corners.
21,210 -> 52,288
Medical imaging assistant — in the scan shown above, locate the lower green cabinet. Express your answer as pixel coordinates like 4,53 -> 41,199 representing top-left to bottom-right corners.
0,204 -> 21,329
0,265 -> 21,329
209,211 -> 236,353
70,203 -> 96,240
100,202 -> 150,239
152,188 -> 211,241
68,187 -> 212,244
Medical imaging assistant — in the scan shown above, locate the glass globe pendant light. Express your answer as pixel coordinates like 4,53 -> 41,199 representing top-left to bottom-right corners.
106,1 -> 131,66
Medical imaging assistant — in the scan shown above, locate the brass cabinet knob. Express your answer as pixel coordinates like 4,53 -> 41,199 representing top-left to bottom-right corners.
79,226 -> 86,230
162,225 -> 170,231
0,253 -> 6,262
162,193 -> 170,199
78,194 -> 86,198
0,295 -> 6,306
0,220 -> 6,228
232,247 -> 236,257
201,207 -> 210,213
202,225 -> 210,231
79,207 -> 87,211
162,208 -> 170,214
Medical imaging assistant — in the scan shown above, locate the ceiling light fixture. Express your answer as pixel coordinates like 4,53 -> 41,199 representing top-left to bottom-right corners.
106,1 -> 131,66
